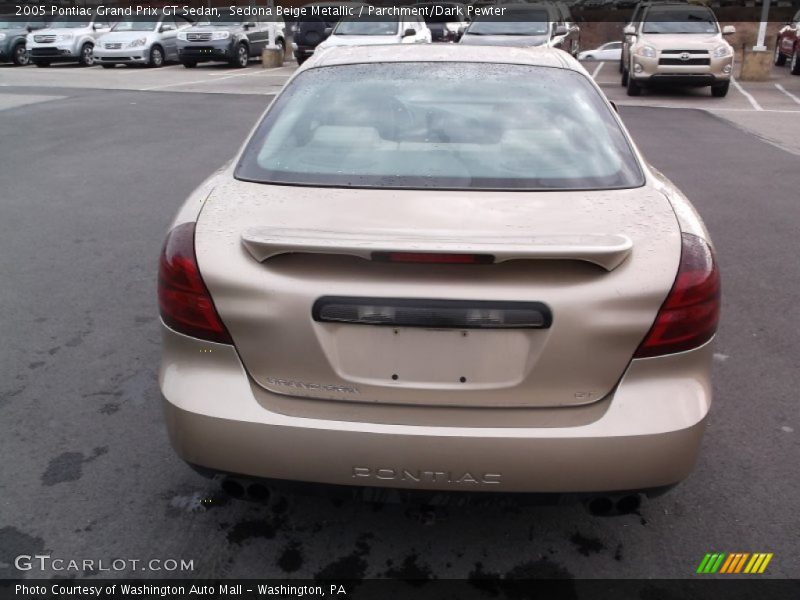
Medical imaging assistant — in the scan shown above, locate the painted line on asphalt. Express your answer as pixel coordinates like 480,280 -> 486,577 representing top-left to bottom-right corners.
731,77 -> 763,111
139,67 -> 282,91
591,62 -> 605,79
775,83 -> 800,105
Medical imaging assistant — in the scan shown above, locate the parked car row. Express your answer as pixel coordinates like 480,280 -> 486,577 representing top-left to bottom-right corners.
291,1 -> 581,65
1,10 -> 286,68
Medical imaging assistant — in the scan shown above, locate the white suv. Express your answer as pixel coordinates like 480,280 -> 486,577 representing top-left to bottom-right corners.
27,15 -> 114,67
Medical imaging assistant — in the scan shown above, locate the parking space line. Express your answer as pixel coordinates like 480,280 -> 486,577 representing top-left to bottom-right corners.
775,83 -> 800,105
731,78 -> 763,111
139,67 -> 281,91
591,62 -> 605,80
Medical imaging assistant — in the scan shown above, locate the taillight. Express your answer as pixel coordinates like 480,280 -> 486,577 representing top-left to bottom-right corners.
634,232 -> 720,358
158,222 -> 233,344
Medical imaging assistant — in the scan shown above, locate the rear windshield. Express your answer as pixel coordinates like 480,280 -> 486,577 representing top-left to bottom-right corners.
235,63 -> 644,191
334,18 -> 399,35
467,10 -> 550,36
642,8 -> 718,34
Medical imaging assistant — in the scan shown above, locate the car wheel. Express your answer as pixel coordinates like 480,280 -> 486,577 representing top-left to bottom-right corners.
230,43 -> 248,68
774,42 -> 787,66
791,49 -> 800,75
621,68 -> 629,87
626,75 -> 641,96
11,43 -> 29,66
711,81 -> 729,97
78,42 -> 94,66
181,60 -> 197,68
33,60 -> 50,67
149,45 -> 164,68
101,63 -> 115,69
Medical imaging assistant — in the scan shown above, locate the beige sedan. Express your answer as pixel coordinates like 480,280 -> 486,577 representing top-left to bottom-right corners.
158,45 -> 720,504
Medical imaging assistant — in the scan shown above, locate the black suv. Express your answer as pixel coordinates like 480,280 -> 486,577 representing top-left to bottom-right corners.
291,1 -> 352,65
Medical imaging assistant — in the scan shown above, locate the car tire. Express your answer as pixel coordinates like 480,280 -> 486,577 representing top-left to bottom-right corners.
33,60 -> 50,67
621,68 -> 629,87
791,49 -> 800,76
148,45 -> 164,68
11,42 -> 29,66
774,43 -> 787,66
230,43 -> 248,68
626,76 -> 641,96
711,81 -> 729,97
78,42 -> 94,66
101,63 -> 115,69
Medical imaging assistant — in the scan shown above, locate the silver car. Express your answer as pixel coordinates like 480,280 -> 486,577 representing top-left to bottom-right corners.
94,13 -> 195,68
26,14 -> 113,67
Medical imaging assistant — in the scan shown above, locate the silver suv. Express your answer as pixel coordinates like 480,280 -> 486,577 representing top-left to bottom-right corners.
26,14 -> 113,67
621,3 -> 735,97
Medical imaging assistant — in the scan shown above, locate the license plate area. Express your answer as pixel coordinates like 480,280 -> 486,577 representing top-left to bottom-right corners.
323,324 -> 534,389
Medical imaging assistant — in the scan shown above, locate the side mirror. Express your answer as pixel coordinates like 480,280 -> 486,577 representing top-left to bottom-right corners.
324,27 -> 333,36
26,25 -> 33,33
403,28 -> 416,37
722,25 -> 736,35
243,21 -> 256,29
623,24 -> 636,36
92,25 -> 98,31
553,24 -> 568,36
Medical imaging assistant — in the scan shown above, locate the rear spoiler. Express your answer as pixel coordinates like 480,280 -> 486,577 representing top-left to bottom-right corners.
241,228 -> 632,271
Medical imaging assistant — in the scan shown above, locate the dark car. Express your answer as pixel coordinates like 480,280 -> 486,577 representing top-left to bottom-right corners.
774,8 -> 800,75
291,1 -> 355,65
177,14 -> 285,68
0,16 -> 48,65
412,2 -> 470,43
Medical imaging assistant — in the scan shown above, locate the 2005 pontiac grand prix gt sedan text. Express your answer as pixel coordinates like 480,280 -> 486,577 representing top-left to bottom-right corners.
157,45 -> 720,497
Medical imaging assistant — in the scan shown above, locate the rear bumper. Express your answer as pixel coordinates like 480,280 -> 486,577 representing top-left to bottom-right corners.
160,323 -> 713,493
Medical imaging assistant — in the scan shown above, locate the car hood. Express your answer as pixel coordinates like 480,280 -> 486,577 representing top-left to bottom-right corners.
639,33 -> 724,50
186,25 -> 243,32
460,34 -> 549,47
32,27 -> 92,35
101,31 -> 155,43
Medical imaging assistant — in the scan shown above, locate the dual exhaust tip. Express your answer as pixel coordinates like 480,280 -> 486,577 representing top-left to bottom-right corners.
219,476 -> 642,515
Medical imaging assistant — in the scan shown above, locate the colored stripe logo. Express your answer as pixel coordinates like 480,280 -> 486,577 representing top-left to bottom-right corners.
696,553 -> 773,574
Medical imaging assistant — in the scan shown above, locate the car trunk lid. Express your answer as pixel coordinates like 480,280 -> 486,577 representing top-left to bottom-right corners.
195,179 -> 680,408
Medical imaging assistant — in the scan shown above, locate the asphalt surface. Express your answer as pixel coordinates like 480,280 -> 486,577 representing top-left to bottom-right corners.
0,65 -> 799,583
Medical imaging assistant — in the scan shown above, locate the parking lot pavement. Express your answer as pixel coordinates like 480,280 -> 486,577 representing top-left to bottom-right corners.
1,64 -> 799,582
0,62 -> 297,96
585,60 -> 800,155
